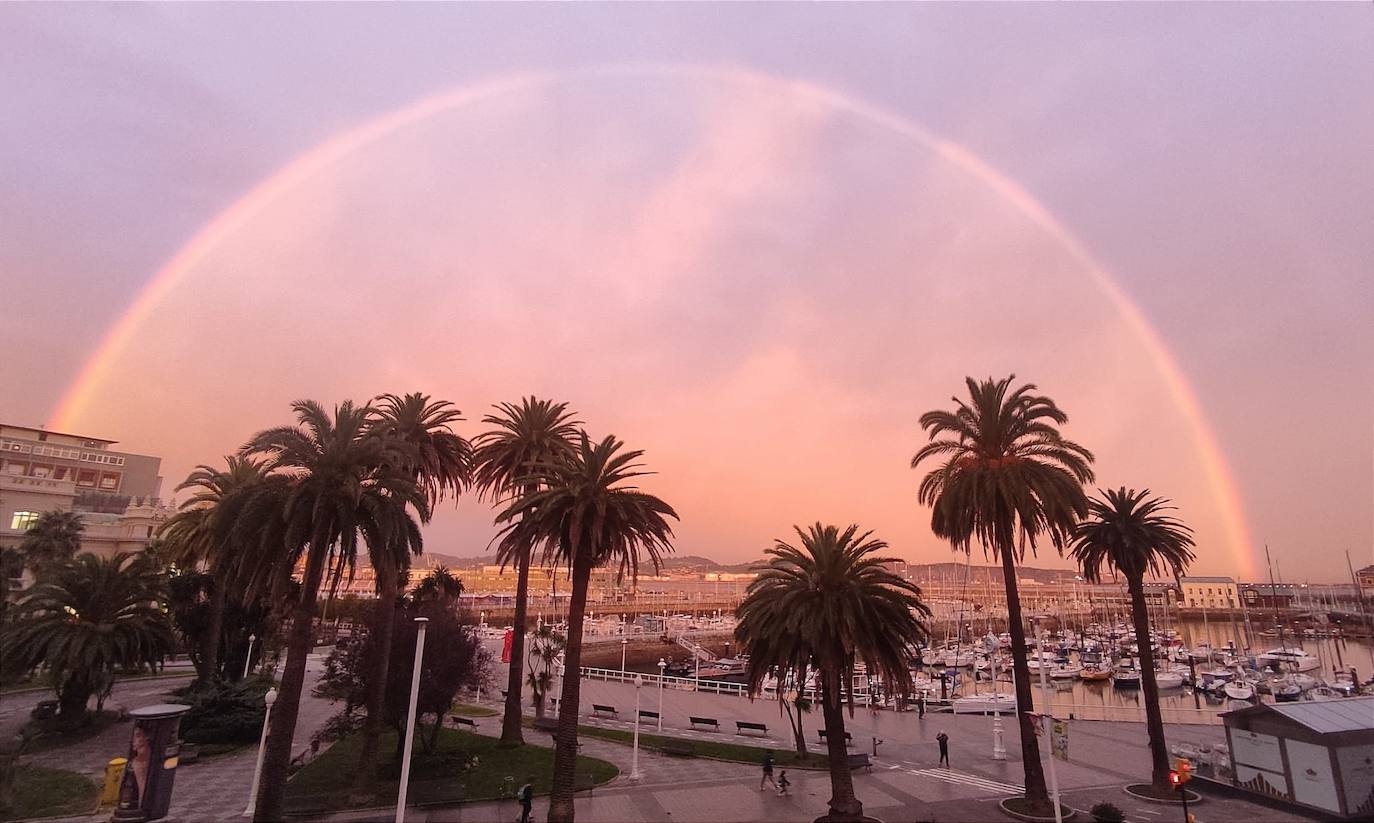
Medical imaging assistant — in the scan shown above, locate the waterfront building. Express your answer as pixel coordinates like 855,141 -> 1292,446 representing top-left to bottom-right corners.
1180,575 -> 1239,609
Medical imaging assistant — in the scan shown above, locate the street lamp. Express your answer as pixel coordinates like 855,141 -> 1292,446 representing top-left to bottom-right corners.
621,638 -> 628,674
242,634 -> 257,681
656,658 -> 667,732
630,675 -> 644,780
242,687 -> 278,817
396,617 -> 430,823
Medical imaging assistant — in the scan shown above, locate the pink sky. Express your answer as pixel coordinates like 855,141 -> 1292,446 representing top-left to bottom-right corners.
2,5 -> 1371,581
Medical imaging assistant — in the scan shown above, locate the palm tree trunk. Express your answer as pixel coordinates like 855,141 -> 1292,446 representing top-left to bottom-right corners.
355,562 -> 399,779
1127,574 -> 1172,792
204,571 -> 228,682
999,547 -> 1051,813
547,555 -> 591,823
253,548 -> 326,823
819,669 -> 862,821
500,544 -> 531,745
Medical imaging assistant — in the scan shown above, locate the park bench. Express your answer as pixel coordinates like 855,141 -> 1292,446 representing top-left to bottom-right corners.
660,739 -> 695,757
591,704 -> 619,719
689,716 -> 720,731
449,715 -> 479,729
638,710 -> 660,723
736,721 -> 768,737
847,753 -> 872,772
818,730 -> 853,746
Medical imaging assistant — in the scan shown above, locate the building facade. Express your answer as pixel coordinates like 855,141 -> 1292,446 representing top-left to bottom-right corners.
1180,576 -> 1239,609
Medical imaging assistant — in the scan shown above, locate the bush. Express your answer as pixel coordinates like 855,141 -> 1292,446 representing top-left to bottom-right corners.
177,678 -> 269,745
1090,802 -> 1124,823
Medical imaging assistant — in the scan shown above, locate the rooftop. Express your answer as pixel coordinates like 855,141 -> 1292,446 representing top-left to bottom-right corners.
0,423 -> 116,445
1267,696 -> 1374,734
1180,576 -> 1236,584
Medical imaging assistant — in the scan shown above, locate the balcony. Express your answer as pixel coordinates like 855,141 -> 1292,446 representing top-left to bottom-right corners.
0,474 -> 78,497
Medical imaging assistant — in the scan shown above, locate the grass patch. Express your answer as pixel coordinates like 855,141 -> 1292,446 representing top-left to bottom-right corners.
570,725 -> 828,769
0,765 -> 98,822
195,741 -> 251,759
21,710 -> 127,754
285,727 -> 617,814
448,702 -> 499,718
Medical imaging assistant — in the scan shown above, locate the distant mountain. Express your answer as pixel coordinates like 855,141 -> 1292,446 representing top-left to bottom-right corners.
906,561 -> 1079,585
420,552 -> 497,569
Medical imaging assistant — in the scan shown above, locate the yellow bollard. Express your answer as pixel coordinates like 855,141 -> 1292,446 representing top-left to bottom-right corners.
101,758 -> 128,807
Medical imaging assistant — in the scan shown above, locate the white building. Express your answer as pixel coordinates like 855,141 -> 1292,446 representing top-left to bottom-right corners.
1180,575 -> 1239,610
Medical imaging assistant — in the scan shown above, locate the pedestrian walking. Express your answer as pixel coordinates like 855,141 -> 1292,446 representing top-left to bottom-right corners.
516,776 -> 534,823
918,693 -> 926,718
776,770 -> 791,797
937,730 -> 950,767
759,750 -> 777,791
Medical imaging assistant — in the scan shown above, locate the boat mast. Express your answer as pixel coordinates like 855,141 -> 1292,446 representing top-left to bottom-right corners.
1346,549 -> 1374,673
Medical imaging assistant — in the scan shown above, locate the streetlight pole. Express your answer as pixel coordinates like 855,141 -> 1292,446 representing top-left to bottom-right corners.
242,634 -> 257,681
991,642 -> 1005,761
656,658 -> 666,732
396,617 -> 429,823
242,688 -> 277,818
1036,621 -> 1063,823
621,638 -> 628,674
630,675 -> 644,780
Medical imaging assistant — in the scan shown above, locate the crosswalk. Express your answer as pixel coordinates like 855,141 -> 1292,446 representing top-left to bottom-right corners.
901,766 -> 1023,795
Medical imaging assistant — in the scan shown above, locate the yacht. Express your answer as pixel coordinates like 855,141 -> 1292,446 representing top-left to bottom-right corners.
1223,680 -> 1255,701
951,693 -> 1017,714
1154,670 -> 1185,689
1049,663 -> 1084,680
1113,661 -> 1142,688
1257,647 -> 1320,672
1079,665 -> 1112,682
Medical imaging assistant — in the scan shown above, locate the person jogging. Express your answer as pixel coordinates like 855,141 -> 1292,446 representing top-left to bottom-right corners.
516,777 -> 534,823
759,750 -> 777,791
937,730 -> 950,767
776,769 -> 791,796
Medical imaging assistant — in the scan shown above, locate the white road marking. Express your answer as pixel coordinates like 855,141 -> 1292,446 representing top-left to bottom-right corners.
905,767 -> 1023,795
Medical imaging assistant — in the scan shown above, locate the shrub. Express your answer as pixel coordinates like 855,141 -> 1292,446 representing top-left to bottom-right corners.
177,678 -> 269,745
1090,802 -> 1124,823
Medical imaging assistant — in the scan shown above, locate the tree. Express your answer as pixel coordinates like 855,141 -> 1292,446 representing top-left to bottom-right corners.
18,511 -> 83,573
354,393 -> 470,777
499,433 -> 675,823
1070,488 -> 1195,794
158,456 -> 269,685
912,376 -> 1094,817
411,565 -> 464,606
240,399 -> 428,822
735,524 -> 931,821
472,397 -> 580,746
525,625 -> 566,720
4,553 -> 173,721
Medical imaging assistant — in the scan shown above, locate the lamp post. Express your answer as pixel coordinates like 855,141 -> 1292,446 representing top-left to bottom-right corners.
991,648 -> 1006,760
621,638 -> 628,673
630,675 -> 644,780
396,617 -> 429,823
242,687 -> 277,817
1036,621 -> 1064,823
242,634 -> 257,681
656,658 -> 666,732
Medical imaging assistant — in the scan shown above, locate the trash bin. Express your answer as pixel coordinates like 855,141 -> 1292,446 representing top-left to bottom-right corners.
111,703 -> 190,823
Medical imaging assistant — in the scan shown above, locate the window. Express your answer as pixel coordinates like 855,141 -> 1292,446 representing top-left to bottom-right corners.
5,462 -> 24,475
31,464 -> 51,478
53,467 -> 69,480
98,473 -> 120,491
76,469 -> 97,487
10,511 -> 39,531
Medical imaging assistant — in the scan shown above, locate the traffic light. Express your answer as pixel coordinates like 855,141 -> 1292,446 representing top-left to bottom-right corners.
1174,758 -> 1194,783
1169,770 -> 1182,789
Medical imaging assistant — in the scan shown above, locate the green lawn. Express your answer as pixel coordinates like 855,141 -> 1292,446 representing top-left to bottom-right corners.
22,710 -> 127,754
567,725 -> 829,769
0,766 -> 98,822
448,702 -> 499,718
285,727 -> 618,814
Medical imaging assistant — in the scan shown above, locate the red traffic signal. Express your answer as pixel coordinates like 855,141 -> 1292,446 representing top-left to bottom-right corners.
1169,771 -> 1182,788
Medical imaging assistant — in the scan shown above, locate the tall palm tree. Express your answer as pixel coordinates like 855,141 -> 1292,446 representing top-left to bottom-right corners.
411,565 -> 465,606
471,398 -> 580,745
735,524 -> 931,822
159,456 -> 269,684
498,433 -> 675,823
4,553 -> 173,720
241,400 -> 428,822
352,393 -> 471,776
1070,488 -> 1195,794
18,510 -> 84,573
912,376 -> 1094,816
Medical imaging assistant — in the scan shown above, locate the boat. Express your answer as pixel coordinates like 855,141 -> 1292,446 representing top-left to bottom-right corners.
1079,666 -> 1112,682
1049,663 -> 1083,680
951,693 -> 1017,714
1113,664 -> 1142,689
1155,671 -> 1185,689
1223,681 -> 1255,700
1257,647 -> 1320,672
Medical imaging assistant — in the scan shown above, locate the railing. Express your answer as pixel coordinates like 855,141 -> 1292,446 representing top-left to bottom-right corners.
579,666 -> 754,697
675,635 -> 718,663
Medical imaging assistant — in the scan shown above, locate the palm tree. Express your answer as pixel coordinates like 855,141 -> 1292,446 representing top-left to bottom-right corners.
18,511 -> 84,573
240,400 -> 428,822
472,398 -> 580,746
159,456 -> 269,684
736,524 -> 931,822
4,553 -> 173,720
411,565 -> 465,605
1070,488 -> 1195,794
498,433 -> 676,823
353,393 -> 470,776
912,376 -> 1094,817
525,625 -> 565,720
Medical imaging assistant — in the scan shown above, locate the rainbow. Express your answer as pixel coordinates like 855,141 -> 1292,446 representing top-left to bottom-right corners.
50,64 -> 1258,577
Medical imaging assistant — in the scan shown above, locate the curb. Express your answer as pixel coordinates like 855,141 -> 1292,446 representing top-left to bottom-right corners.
1123,784 -> 1203,805
998,798 -> 1078,822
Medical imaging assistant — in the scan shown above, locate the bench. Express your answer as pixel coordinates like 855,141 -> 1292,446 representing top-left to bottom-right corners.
736,721 -> 768,737
689,717 -> 720,731
449,715 -> 479,729
638,710 -> 660,722
818,730 -> 853,746
659,739 -> 696,757
847,753 -> 872,772
591,704 -> 618,719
